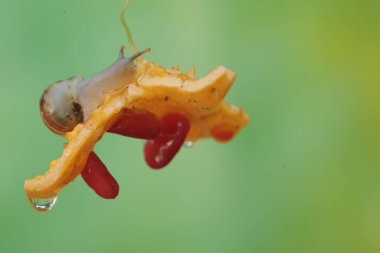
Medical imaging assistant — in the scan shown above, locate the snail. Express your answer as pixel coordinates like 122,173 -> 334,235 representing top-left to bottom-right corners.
40,47 -> 150,135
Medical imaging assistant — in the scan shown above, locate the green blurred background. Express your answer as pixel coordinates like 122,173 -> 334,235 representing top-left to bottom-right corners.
0,0 -> 379,252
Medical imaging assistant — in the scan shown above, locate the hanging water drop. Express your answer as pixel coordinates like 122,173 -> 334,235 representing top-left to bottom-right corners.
183,141 -> 195,148
28,196 -> 58,212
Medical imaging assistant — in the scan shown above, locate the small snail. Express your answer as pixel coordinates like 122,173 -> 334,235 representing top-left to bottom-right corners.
40,47 -> 150,135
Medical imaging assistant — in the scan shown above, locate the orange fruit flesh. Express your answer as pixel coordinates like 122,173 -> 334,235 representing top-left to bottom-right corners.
24,59 -> 249,198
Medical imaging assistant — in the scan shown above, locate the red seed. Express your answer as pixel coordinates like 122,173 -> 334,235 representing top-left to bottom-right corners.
210,127 -> 235,142
108,108 -> 160,139
144,113 -> 190,169
81,151 -> 119,199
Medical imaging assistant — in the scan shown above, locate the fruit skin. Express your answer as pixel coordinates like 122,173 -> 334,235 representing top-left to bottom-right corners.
108,108 -> 160,139
81,151 -> 119,199
144,113 -> 190,169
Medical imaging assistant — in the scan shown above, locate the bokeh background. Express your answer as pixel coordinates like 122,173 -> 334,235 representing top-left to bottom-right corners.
0,0 -> 379,252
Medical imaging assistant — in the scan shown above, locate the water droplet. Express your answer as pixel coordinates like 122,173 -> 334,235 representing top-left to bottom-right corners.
28,196 -> 58,212
183,141 -> 195,148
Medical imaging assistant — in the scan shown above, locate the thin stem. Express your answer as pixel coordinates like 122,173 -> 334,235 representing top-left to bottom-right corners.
120,0 -> 137,54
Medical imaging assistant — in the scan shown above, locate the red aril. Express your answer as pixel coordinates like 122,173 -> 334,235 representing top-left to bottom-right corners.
81,151 -> 119,199
108,108 -> 160,139
210,127 -> 235,142
144,113 -> 190,169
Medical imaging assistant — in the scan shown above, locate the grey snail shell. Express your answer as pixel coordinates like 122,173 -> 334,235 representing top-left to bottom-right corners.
40,76 -> 84,135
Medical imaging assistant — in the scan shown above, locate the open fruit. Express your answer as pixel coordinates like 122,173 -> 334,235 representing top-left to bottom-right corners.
24,58 -> 249,199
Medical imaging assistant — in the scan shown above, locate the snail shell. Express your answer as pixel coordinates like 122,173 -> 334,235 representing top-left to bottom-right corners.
40,76 -> 84,135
